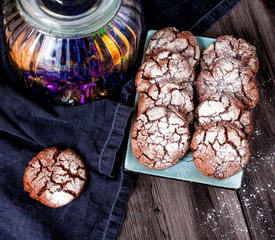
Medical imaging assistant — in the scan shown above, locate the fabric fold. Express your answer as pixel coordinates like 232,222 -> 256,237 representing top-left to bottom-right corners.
0,83 -> 133,177
99,103 -> 133,177
141,0 -> 241,34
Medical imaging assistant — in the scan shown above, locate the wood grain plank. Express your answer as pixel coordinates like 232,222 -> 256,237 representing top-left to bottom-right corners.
120,176 -> 250,240
120,0 -> 274,239
204,0 -> 275,239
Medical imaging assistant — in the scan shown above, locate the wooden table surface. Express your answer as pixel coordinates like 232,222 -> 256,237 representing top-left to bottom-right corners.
119,0 -> 275,239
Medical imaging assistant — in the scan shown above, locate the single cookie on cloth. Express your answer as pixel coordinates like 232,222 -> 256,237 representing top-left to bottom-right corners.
191,122 -> 250,179
23,147 -> 87,208
135,50 -> 195,94
145,27 -> 201,68
138,81 -> 194,124
131,106 -> 190,169
196,58 -> 259,109
195,96 -> 253,138
200,35 -> 259,75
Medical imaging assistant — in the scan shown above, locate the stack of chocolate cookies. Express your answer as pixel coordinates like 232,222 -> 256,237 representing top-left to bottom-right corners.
192,36 -> 259,179
131,27 -> 200,169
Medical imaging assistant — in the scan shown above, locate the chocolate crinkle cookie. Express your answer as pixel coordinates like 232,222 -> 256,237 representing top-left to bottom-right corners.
23,147 -> 87,208
138,82 -> 194,124
135,50 -> 195,94
196,58 -> 259,109
195,96 -> 253,138
145,27 -> 201,68
131,106 -> 190,169
200,35 -> 259,75
191,122 -> 250,179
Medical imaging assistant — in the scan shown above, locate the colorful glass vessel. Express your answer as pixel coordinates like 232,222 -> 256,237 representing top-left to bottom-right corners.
3,0 -> 142,104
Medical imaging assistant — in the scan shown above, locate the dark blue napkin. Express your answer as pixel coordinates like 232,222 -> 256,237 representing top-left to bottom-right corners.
141,0 -> 241,34
0,0 -> 240,239
0,82 -> 134,240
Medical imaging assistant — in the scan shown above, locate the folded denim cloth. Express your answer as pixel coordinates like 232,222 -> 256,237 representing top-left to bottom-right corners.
0,0 -> 240,239
0,82 -> 134,240
141,0 -> 241,34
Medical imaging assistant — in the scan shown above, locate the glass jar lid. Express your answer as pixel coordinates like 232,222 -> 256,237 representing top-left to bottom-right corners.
40,0 -> 99,16
17,0 -> 122,38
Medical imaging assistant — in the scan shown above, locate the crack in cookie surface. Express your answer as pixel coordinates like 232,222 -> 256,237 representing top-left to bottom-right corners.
195,96 -> 253,138
145,27 -> 200,68
191,122 -> 250,179
196,58 -> 259,109
138,82 -> 194,124
200,35 -> 259,75
131,107 -> 190,169
136,51 -> 195,94
23,147 -> 87,208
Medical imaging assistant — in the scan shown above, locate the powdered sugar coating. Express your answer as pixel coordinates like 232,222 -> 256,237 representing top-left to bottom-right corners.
135,50 -> 195,94
195,96 -> 253,138
201,35 -> 259,75
131,107 -> 190,169
196,58 -> 259,109
45,191 -> 74,206
138,82 -> 194,124
191,122 -> 250,179
145,27 -> 201,68
23,147 -> 87,208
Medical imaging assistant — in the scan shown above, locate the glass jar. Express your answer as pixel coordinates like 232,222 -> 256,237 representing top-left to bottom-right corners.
3,0 -> 142,104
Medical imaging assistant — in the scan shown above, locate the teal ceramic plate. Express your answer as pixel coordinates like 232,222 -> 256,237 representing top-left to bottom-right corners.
124,30 -> 243,189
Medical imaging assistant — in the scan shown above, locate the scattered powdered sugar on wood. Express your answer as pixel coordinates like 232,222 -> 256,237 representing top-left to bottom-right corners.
239,182 -> 275,237
196,175 -> 274,238
245,147 -> 275,173
254,128 -> 262,136
197,195 -> 249,238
